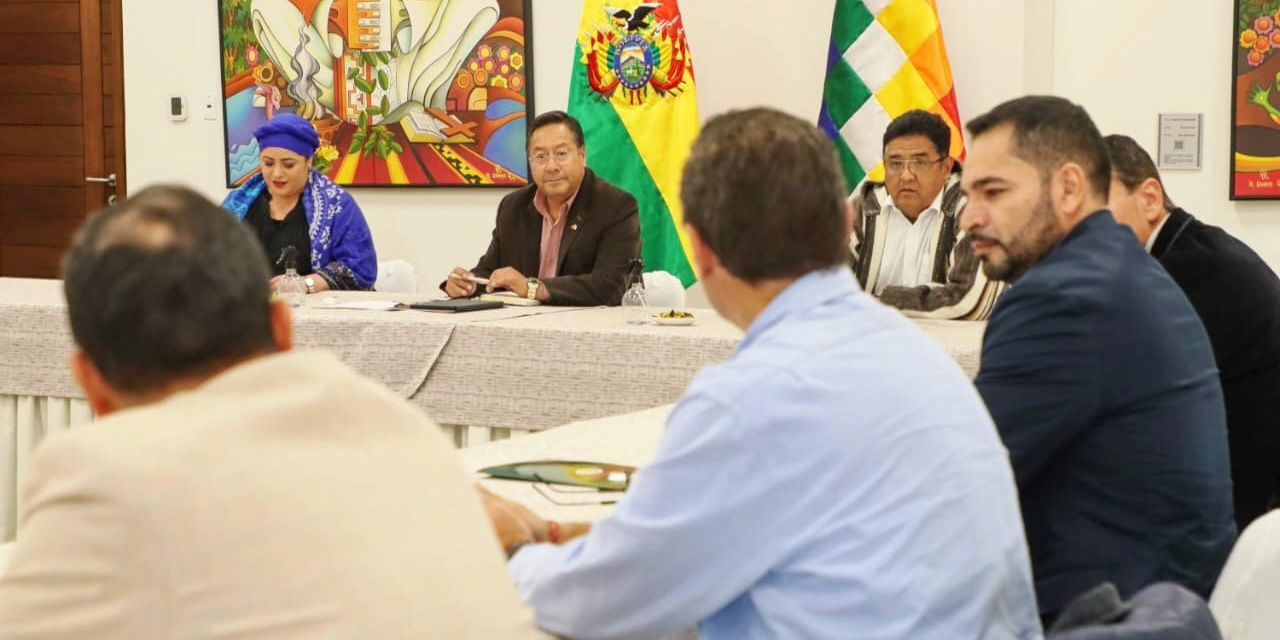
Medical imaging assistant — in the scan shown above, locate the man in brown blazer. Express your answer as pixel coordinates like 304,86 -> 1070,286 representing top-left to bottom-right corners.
0,186 -> 536,640
443,111 -> 641,306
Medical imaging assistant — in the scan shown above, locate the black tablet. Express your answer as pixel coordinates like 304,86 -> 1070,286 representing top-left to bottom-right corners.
408,299 -> 504,312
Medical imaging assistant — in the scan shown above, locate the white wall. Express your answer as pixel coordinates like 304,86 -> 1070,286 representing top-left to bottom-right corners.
126,1 -> 1280,287
1053,0 -> 1280,271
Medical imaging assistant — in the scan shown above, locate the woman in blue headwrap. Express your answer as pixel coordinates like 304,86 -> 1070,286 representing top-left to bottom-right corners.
222,113 -> 377,292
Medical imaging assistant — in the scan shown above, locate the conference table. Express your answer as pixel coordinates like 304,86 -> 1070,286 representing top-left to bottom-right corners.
0,276 -> 986,542
464,404 -> 675,521
463,405 -> 681,639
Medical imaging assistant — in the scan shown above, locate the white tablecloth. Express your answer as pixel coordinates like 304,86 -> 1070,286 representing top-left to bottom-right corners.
418,308 -> 742,430
0,277 -> 986,542
0,279 -> 569,401
0,395 -> 91,542
0,278 -> 984,429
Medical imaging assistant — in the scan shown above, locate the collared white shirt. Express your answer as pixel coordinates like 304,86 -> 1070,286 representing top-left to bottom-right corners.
874,188 -> 947,294
1144,213 -> 1171,253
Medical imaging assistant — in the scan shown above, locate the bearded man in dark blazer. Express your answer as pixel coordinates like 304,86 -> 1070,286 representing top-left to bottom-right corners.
962,97 -> 1235,625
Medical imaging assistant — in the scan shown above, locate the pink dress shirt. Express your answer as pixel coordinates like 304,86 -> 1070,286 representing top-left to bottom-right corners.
532,187 -> 580,279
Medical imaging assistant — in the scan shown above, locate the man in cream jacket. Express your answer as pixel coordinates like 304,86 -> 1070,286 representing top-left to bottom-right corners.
0,185 -> 535,640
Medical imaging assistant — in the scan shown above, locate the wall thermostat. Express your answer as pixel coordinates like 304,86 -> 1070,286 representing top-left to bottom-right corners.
169,95 -> 186,122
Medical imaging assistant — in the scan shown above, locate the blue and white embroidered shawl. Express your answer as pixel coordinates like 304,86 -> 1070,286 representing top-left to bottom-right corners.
222,169 -> 377,290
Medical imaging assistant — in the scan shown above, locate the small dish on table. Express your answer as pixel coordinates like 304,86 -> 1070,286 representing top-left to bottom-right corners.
652,309 -> 695,326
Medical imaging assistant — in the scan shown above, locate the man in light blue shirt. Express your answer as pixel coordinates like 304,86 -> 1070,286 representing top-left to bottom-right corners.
491,108 -> 1042,640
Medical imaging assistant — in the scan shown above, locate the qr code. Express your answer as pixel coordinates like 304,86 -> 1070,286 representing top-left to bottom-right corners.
1174,140 -> 1185,150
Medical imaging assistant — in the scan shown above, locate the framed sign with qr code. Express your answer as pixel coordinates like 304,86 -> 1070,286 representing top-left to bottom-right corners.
1157,114 -> 1202,171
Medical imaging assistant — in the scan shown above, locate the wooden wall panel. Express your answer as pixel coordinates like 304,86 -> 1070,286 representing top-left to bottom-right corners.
0,186 -> 85,217
1,218 -> 82,247
0,0 -> 122,278
0,95 -> 81,125
0,246 -> 66,279
0,125 -> 83,156
0,4 -> 79,33
0,65 -> 81,94
0,156 -> 84,187
0,33 -> 79,64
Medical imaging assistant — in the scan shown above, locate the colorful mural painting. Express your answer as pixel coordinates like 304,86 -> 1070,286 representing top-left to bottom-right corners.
1233,0 -> 1280,198
218,0 -> 532,187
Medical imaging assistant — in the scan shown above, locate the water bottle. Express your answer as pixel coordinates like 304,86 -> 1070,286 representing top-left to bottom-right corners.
275,246 -> 306,308
621,258 -> 647,325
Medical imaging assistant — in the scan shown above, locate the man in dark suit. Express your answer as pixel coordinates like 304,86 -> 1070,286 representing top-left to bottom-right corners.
442,111 -> 640,306
1107,134 -> 1280,530
959,96 -> 1236,624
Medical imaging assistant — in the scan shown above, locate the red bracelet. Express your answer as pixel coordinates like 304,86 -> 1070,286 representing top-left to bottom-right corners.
546,520 -> 561,544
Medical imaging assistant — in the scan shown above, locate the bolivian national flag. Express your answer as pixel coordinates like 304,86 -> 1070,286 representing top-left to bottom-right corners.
820,0 -> 964,191
568,0 -> 699,286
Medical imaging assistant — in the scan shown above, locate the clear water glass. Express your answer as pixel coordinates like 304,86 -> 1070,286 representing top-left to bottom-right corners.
622,283 -> 648,325
276,268 -> 306,308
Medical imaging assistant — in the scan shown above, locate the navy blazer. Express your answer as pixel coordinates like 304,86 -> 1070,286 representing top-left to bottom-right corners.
1152,208 -> 1280,528
976,210 -> 1236,619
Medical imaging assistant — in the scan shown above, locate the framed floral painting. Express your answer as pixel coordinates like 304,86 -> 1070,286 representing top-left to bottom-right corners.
1233,0 -> 1280,198
218,0 -> 533,188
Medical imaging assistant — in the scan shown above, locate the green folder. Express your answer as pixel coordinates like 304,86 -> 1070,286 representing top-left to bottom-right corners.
479,460 -> 635,491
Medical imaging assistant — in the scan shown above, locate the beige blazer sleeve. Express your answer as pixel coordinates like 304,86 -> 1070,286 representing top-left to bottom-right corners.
0,435 -> 168,640
0,351 -> 540,640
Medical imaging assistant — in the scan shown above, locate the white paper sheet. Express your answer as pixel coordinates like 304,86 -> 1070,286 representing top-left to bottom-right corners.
315,299 -> 403,311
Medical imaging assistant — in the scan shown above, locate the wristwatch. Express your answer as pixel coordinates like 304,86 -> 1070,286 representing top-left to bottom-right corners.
526,277 -> 540,301
304,276 -> 316,294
